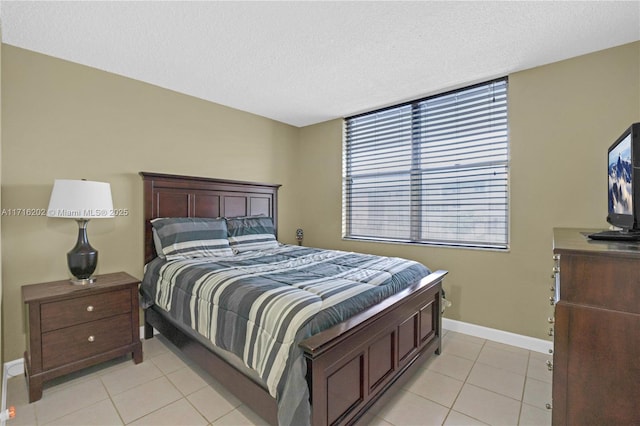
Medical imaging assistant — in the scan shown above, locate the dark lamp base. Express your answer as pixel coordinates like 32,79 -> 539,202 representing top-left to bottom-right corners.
67,219 -> 99,285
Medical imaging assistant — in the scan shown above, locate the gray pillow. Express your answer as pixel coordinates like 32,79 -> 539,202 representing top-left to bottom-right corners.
151,217 -> 234,260
226,216 -> 279,253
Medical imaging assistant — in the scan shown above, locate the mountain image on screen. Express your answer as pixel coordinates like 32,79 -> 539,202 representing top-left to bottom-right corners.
609,154 -> 632,215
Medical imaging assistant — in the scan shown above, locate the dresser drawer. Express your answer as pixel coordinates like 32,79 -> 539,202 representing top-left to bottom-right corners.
40,288 -> 131,332
41,313 -> 133,370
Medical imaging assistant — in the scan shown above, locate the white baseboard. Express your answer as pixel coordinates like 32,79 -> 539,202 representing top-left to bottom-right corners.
3,359 -> 24,379
443,318 -> 553,354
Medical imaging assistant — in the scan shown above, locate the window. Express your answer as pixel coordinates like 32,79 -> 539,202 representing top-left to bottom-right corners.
343,78 -> 509,249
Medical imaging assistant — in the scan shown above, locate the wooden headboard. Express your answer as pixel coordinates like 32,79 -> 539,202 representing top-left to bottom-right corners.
140,172 -> 281,264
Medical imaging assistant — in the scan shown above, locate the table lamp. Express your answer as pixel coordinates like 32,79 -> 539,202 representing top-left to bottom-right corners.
47,179 -> 114,285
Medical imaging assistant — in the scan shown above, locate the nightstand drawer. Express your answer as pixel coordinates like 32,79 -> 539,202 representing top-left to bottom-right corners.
41,313 -> 132,370
40,288 -> 131,332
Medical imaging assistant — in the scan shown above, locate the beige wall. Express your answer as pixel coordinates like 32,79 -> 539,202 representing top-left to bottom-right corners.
1,45 -> 301,361
298,41 -> 640,340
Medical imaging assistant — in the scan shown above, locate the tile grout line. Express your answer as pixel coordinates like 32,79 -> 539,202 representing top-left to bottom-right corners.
100,377 -> 126,426
515,350 -> 533,426
444,337 -> 490,425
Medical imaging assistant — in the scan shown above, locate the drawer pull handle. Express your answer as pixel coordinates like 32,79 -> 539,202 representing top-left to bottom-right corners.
86,305 -> 94,312
549,296 -> 555,306
88,335 -> 95,343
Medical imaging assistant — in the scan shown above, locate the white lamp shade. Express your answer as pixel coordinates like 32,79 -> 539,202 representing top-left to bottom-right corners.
47,179 -> 114,219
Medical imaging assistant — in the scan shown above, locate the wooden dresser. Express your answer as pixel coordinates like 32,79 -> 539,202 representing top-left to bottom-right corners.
22,272 -> 143,402
551,228 -> 640,425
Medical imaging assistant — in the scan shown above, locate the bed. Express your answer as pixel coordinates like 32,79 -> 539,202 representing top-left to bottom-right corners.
140,172 -> 447,425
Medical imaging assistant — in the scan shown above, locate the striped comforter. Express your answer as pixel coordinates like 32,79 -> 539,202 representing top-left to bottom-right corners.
141,245 -> 430,417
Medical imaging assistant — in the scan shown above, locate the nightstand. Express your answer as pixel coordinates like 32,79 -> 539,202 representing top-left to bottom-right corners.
22,271 -> 143,402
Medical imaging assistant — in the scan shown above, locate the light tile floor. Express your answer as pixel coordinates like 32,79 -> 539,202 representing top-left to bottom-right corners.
6,330 -> 552,425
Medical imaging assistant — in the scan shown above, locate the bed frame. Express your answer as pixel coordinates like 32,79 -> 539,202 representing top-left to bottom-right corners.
140,172 -> 447,425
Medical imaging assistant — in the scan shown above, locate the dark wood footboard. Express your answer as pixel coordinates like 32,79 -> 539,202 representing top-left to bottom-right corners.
300,270 -> 445,425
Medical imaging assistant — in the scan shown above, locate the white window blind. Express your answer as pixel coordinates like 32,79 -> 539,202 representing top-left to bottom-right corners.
343,78 -> 509,249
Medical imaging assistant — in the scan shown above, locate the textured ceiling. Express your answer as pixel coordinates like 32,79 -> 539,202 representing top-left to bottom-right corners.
2,1 -> 639,127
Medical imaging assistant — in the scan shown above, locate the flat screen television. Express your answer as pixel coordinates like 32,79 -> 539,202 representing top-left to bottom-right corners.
589,122 -> 640,241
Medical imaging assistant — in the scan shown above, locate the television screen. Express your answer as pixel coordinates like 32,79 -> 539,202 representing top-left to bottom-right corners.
590,123 -> 640,241
608,133 -> 633,216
